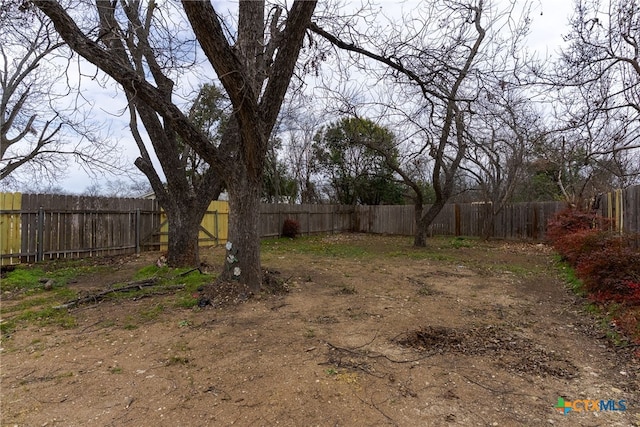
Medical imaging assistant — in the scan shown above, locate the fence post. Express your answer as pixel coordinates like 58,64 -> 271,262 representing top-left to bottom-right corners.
135,208 -> 141,254
36,206 -> 44,262
214,210 -> 219,245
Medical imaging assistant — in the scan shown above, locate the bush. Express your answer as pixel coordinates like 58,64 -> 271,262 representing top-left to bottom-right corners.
577,244 -> 640,298
552,228 -> 608,265
612,306 -> 640,344
546,208 -> 611,247
282,218 -> 300,238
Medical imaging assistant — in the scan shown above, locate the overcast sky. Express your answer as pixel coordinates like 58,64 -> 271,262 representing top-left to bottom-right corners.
52,0 -> 576,195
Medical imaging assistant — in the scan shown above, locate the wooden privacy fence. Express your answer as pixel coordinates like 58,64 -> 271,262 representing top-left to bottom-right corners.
350,201 -> 566,239
3,186 -> 638,265
0,193 -> 159,265
259,203 -> 353,237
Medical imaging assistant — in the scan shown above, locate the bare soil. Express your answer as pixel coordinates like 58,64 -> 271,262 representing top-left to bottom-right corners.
1,234 -> 639,426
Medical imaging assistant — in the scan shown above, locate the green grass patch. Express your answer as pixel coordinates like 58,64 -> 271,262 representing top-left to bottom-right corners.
0,318 -> 17,336
449,236 -> 475,248
1,259 -> 212,339
13,306 -> 76,329
106,265 -> 212,306
0,264 -> 84,337
553,256 -> 585,296
1,264 -> 103,294
133,264 -> 168,280
262,234 -> 479,263
175,295 -> 199,309
0,267 -> 45,292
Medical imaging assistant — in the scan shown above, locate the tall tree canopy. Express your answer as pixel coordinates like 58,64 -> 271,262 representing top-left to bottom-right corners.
312,117 -> 405,205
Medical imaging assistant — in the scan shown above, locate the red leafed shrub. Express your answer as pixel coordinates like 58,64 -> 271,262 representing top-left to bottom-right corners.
612,306 -> 640,344
624,282 -> 640,305
546,208 -> 611,247
577,244 -> 640,297
552,228 -> 610,265
547,208 -> 616,265
282,218 -> 300,239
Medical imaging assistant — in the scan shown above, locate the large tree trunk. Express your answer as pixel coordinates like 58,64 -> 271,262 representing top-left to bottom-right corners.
414,203 -> 428,247
414,200 -> 447,247
222,164 -> 263,293
165,202 -> 202,267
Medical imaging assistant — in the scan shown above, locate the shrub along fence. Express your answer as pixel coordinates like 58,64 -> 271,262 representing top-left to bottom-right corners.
2,185 -> 638,265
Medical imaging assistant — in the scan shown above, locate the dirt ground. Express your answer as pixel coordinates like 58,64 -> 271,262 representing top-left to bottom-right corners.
1,234 -> 639,427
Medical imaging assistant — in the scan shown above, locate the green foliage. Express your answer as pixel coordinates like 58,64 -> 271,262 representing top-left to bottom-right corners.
263,136 -> 299,203
312,117 -> 405,205
180,83 -> 230,187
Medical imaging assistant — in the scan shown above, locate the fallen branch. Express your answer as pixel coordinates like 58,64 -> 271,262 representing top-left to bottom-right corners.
54,278 -> 160,309
176,267 -> 203,277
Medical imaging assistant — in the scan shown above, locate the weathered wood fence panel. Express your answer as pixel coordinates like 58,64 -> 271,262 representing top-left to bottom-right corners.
1,194 -> 159,265
0,193 -> 22,265
259,204 -> 352,237
354,205 -> 415,235
599,185 -> 640,247
350,201 -> 566,240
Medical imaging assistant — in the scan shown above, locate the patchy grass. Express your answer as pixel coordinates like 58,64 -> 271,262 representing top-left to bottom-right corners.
0,264 -> 93,337
105,265 -> 212,306
0,258 -> 213,339
555,255 -> 639,346
1,268 -> 45,292
554,256 -> 586,296
262,236 -> 371,259
449,236 -> 475,249
139,303 -> 165,321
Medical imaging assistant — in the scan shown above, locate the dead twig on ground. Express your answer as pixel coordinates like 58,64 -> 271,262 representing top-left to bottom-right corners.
54,278 -> 160,309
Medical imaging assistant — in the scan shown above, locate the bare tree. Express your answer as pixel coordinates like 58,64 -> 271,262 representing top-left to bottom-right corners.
33,0 -> 317,291
460,82 -> 543,238
543,0 -> 640,204
1,3 -> 126,189
310,0 -> 533,246
83,178 -> 152,198
277,97 -> 324,203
